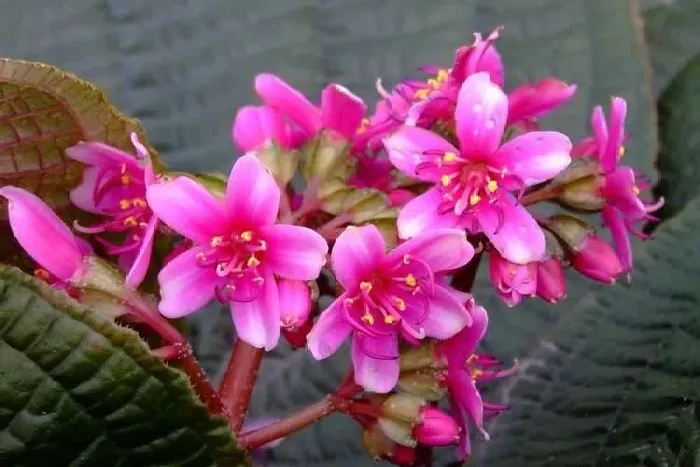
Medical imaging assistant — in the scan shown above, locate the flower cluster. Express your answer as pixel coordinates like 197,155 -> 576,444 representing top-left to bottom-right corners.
1,27 -> 661,465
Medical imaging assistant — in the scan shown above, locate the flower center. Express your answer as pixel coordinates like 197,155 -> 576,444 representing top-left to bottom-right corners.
432,153 -> 502,216
414,68 -> 449,100
342,254 -> 435,340
198,230 -> 268,303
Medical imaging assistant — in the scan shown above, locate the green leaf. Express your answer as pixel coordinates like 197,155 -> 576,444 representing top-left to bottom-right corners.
652,53 -> 700,223
643,0 -> 700,96
472,194 -> 700,466
0,266 -> 246,467
0,58 -> 161,265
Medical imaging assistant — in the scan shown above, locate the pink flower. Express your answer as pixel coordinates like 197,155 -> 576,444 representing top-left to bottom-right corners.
507,78 -> 577,130
278,279 -> 311,331
366,28 -> 503,145
435,301 -> 515,459
0,187 -> 89,283
384,72 -> 572,264
66,133 -> 158,288
584,97 -> 663,271
254,74 -> 366,143
488,250 -> 537,307
146,153 -> 328,351
307,225 -> 474,393
412,406 -> 461,446
232,105 -> 301,152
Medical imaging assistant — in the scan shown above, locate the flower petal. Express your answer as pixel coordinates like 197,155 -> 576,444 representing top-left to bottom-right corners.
507,79 -> 577,124
352,334 -> 400,393
454,72 -> 507,156
69,167 -> 106,214
386,228 -> 474,273
384,126 -> 459,182
255,73 -> 321,137
602,97 -> 627,172
448,371 -> 485,453
397,187 -> 460,240
157,247 -> 224,318
321,84 -> 366,140
421,285 -> 470,339
0,187 -> 84,282
232,105 -> 288,152
65,141 -> 138,167
331,224 -> 385,290
307,295 -> 353,359
477,196 -> 545,264
231,269 -> 281,351
226,153 -> 280,228
261,224 -> 328,280
124,216 -> 158,288
495,131 -> 572,186
439,303 -> 489,366
602,206 -> 632,272
590,105 -> 608,164
601,167 -> 646,220
278,279 -> 311,329
147,176 -> 228,244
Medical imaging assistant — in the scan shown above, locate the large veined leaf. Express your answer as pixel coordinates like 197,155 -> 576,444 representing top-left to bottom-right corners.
471,193 -> 700,466
643,0 -> 700,96
652,53 -> 700,224
0,266 -> 246,466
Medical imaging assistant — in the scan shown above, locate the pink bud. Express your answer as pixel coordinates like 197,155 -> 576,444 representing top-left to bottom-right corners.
321,83 -> 366,141
412,406 -> 461,446
489,251 -> 537,307
254,73 -> 321,138
1,187 -> 87,282
278,279 -> 311,331
535,257 -> 566,303
570,234 -> 623,283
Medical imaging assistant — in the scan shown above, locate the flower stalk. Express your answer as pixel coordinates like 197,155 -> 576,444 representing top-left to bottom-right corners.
219,340 -> 265,433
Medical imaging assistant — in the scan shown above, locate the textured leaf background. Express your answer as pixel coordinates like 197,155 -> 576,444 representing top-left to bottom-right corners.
0,266 -> 245,466
2,0 -> 699,466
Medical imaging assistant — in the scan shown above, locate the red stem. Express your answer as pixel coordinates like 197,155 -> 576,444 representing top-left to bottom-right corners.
123,294 -> 230,420
219,340 -> 265,434
521,184 -> 560,206
239,395 -> 341,449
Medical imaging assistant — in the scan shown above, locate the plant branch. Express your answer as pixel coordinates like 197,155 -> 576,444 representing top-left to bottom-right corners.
219,339 -> 265,434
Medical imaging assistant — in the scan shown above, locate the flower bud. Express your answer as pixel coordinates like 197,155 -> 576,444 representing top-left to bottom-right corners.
381,393 -> 423,423
302,131 -> 350,182
399,340 -> 440,372
488,250 -> 536,307
570,234 -> 623,284
535,257 -> 566,303
412,406 -> 461,447
362,422 -> 417,466
507,78 -> 577,126
551,157 -> 605,211
544,213 -> 593,252
397,371 -> 445,401
278,279 -> 312,331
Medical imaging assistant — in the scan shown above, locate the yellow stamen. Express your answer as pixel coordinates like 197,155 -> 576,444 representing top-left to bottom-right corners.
358,118 -> 370,134
360,281 -> 373,293
247,255 -> 261,268
123,216 -> 138,227
618,145 -> 626,158
240,231 -> 253,242
466,354 -> 478,364
394,298 -> 406,311
427,78 -> 439,88
132,198 -> 147,208
633,185 -> 640,196
469,194 -> 482,205
471,368 -> 484,380
384,315 -> 397,324
119,199 -> 131,210
486,180 -> 498,192
414,88 -> 430,100
34,268 -> 49,280
210,236 -> 224,247
436,69 -> 449,83
443,152 -> 457,163
120,175 -> 131,185
441,174 -> 451,187
361,313 -> 375,325
405,274 -> 417,287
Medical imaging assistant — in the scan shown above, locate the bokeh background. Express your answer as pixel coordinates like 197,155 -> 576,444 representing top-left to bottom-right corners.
3,0 -> 700,466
